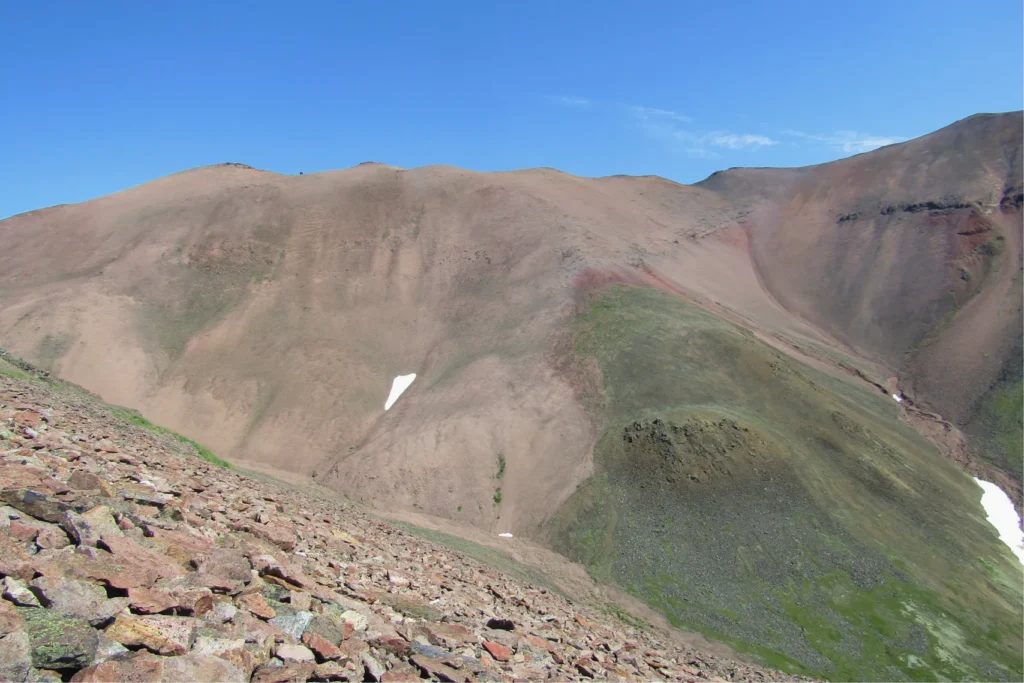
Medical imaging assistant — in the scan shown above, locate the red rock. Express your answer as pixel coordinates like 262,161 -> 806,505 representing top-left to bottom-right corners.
8,521 -> 38,542
237,592 -> 276,619
71,652 -> 246,682
254,522 -> 296,551
98,534 -> 184,580
0,599 -> 24,635
0,465 -> 68,495
66,470 -> 105,491
96,439 -> 118,453
372,636 -> 410,657
483,640 -> 512,662
302,631 -> 343,661
128,586 -> 208,615
34,523 -> 70,549
13,411 -> 42,427
50,549 -> 159,589
251,662 -> 316,683
315,660 -> 358,681
575,615 -> 592,629
381,663 -> 421,682
523,635 -> 549,650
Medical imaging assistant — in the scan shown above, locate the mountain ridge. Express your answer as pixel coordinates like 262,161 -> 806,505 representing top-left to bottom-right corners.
0,111 -> 1020,679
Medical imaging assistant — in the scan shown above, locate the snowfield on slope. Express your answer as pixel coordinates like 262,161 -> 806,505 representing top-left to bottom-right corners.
384,373 -> 416,410
975,477 -> 1024,565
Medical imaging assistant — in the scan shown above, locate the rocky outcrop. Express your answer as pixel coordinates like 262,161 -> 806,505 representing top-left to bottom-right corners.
0,371 -> 807,681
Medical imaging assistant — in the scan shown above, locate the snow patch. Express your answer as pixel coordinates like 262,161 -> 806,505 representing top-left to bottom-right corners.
974,478 -> 1024,565
498,533 -> 513,538
384,374 -> 416,411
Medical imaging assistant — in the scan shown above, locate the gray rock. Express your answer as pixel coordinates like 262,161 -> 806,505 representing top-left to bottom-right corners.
304,613 -> 346,645
361,652 -> 386,681
0,631 -> 32,682
411,641 -> 456,659
203,600 -> 237,624
268,610 -> 314,640
2,577 -> 41,607
94,632 -> 129,662
0,490 -> 69,524
274,643 -> 315,663
60,506 -> 121,548
27,667 -> 63,682
30,574 -> 128,626
192,635 -> 245,656
339,610 -> 368,632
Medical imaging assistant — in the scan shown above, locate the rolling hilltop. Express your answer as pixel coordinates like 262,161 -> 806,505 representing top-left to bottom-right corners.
0,112 -> 1021,680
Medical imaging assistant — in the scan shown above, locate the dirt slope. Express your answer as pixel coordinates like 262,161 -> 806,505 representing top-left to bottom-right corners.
0,116 -> 1019,528
0,160 -> 830,536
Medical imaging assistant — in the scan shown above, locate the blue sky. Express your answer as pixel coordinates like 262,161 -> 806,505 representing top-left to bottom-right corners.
1,0 -> 1021,219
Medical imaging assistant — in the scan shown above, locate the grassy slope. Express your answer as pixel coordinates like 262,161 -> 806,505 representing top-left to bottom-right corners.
544,287 -> 1022,681
967,345 -> 1023,483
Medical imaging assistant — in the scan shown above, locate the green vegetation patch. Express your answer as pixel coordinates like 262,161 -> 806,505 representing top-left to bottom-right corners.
967,344 -> 1023,483
544,286 -> 1022,681
110,407 -> 230,468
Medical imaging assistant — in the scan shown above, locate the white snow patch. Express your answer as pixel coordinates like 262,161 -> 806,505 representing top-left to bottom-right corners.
384,374 -> 416,410
498,532 -> 514,538
892,394 -> 903,403
974,478 -> 1024,565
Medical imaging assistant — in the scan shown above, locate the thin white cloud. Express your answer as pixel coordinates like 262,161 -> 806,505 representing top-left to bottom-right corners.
550,94 -> 592,108
625,105 -> 776,157
626,105 -> 692,123
704,132 -> 778,150
784,129 -> 907,154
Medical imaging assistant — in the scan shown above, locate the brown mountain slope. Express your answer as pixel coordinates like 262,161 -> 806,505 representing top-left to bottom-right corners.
0,112 -> 1020,538
698,111 -> 1023,489
0,162 -> 806,534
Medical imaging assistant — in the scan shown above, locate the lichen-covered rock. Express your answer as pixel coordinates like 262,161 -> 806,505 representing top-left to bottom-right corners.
29,574 -> 128,626
104,614 -> 196,656
18,608 -> 97,671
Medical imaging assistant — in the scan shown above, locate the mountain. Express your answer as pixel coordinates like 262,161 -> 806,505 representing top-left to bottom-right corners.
0,112 -> 1020,680
1,353 -> 801,681
698,112 -> 1023,491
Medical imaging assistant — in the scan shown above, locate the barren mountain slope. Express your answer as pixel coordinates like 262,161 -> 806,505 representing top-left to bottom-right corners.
699,111 -> 1023,486
0,161 -> 831,534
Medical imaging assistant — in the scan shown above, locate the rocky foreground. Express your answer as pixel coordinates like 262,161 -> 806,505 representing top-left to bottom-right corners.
0,366 -> 807,682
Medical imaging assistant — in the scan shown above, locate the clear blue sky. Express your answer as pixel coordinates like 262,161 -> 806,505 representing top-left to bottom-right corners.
2,0 -> 1021,219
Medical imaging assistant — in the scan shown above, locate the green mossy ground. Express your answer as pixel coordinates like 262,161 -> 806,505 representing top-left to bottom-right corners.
545,287 -> 1022,681
110,407 -> 231,468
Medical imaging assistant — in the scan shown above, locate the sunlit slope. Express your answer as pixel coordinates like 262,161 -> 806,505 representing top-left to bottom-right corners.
545,286 -> 1023,681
